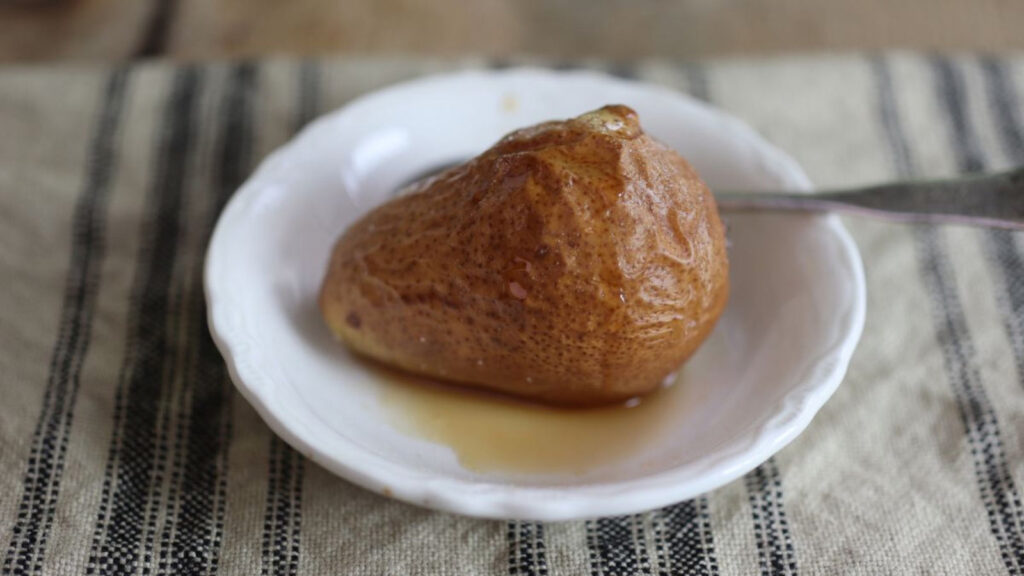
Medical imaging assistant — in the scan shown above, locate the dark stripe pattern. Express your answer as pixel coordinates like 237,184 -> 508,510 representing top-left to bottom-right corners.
140,67 -> 208,573
169,62 -> 257,576
931,55 -> 1024,574
580,476 -> 719,574
2,70 -> 129,576
85,67 -> 202,576
874,54 -> 1024,574
652,498 -> 718,576
872,57 -> 914,179
744,459 -> 798,576
932,57 -> 985,172
260,440 -> 304,576
507,521 -> 548,576
587,515 -> 650,576
914,227 -> 1024,575
933,54 -> 1024,573
981,57 -> 1024,392
83,64 -> 258,576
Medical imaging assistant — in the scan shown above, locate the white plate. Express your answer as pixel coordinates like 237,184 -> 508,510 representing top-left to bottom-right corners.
205,68 -> 866,521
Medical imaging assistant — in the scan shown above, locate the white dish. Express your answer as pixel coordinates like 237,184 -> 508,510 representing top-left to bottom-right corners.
205,68 -> 866,521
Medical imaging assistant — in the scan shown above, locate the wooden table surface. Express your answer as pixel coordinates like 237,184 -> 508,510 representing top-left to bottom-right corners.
1,0 -> 1021,63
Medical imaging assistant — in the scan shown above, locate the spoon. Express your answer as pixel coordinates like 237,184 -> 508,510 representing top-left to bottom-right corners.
398,163 -> 1024,231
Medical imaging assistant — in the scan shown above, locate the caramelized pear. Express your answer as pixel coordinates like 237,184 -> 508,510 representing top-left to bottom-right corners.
320,105 -> 729,406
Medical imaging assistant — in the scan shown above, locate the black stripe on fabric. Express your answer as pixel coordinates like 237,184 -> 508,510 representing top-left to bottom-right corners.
981,57 -> 1024,157
169,62 -> 258,576
931,56 -> 986,173
155,274 -> 197,572
261,438 -> 281,576
586,515 -> 651,576
933,52 -> 1024,569
262,437 -> 303,576
744,458 -> 797,576
1,69 -> 129,576
985,227 -> 1024,389
929,55 -> 1024,573
270,445 -> 295,576
153,64 -> 234,566
873,54 -> 1024,575
651,497 -> 718,576
84,67 -> 202,576
264,377 -> 304,574
531,522 -> 548,576
143,216 -> 189,574
871,57 -> 916,177
506,522 -> 516,575
507,521 -> 548,576
143,67 -> 208,571
916,228 -> 1024,576
285,446 -> 303,576
981,57 -> 1024,392
635,515 -> 652,574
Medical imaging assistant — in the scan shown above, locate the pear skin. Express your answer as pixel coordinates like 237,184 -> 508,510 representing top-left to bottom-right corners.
320,105 -> 729,406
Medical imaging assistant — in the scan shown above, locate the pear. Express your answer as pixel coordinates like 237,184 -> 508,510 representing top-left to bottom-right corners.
320,105 -> 728,406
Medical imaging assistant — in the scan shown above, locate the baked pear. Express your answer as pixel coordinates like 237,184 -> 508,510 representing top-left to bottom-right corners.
320,105 -> 729,406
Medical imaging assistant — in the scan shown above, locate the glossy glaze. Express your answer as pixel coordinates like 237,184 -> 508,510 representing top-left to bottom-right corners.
320,105 -> 729,405
378,364 -> 695,475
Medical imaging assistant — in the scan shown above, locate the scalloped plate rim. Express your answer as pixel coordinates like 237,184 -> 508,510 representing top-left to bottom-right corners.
205,67 -> 866,520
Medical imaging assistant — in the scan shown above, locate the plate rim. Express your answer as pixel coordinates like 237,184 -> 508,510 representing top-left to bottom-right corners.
204,66 -> 867,520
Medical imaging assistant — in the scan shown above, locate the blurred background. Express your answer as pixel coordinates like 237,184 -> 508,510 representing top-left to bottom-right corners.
0,0 -> 1021,63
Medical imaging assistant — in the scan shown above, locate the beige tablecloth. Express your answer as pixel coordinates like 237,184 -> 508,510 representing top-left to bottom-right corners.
2,53 -> 1024,575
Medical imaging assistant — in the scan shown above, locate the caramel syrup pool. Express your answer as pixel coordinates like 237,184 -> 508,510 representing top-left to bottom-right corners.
374,365 -> 695,475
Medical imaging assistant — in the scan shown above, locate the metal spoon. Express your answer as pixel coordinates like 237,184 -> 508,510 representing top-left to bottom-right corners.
398,162 -> 1024,231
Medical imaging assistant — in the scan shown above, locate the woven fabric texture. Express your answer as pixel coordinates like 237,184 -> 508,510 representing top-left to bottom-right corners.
2,54 -> 1024,575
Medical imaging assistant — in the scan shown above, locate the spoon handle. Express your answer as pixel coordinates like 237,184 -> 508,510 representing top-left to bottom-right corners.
716,167 -> 1024,230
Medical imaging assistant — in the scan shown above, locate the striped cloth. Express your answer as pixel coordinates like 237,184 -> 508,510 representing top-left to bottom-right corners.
2,53 -> 1024,575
